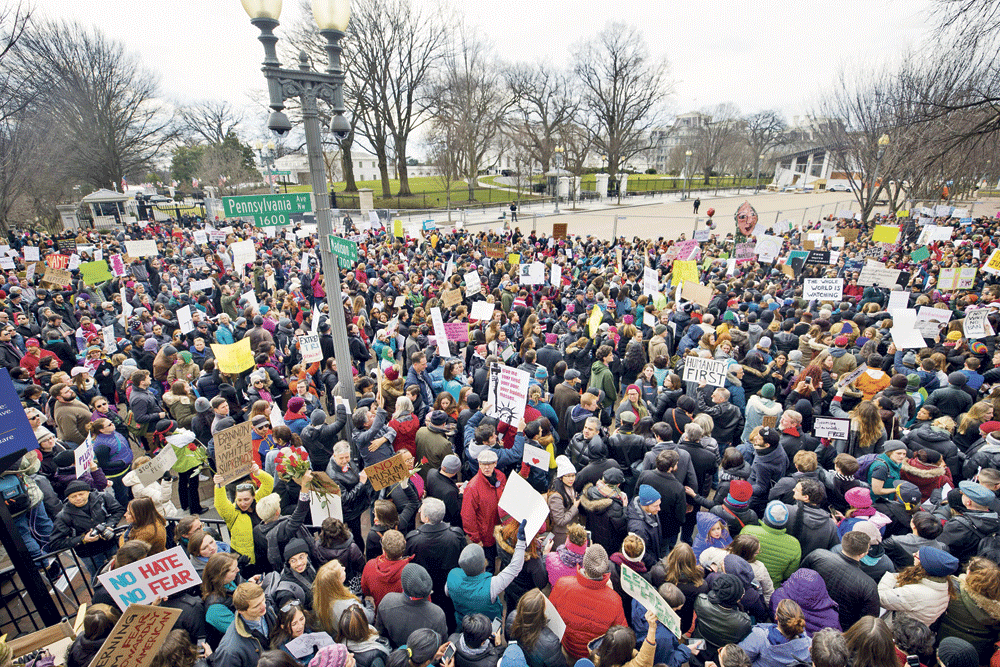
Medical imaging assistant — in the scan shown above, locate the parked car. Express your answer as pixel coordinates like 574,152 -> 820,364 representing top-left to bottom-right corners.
826,184 -> 851,192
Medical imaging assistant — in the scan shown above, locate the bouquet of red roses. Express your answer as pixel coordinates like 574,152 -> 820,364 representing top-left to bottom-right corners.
274,446 -> 310,481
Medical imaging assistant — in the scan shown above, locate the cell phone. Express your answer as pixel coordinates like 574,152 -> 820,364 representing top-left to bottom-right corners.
441,643 -> 456,663
492,618 -> 502,635
688,639 -> 705,652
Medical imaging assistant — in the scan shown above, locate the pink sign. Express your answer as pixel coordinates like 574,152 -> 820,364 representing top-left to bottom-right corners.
110,253 -> 127,277
443,322 -> 469,342
675,240 -> 699,260
733,242 -> 756,263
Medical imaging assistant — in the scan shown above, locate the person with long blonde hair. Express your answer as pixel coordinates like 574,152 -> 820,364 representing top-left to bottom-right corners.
312,560 -> 373,639
956,401 -> 995,449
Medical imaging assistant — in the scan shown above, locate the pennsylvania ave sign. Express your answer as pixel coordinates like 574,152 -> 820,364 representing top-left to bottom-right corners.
221,193 -> 312,227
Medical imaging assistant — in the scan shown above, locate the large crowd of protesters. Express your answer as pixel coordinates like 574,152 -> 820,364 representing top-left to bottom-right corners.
4,201 -> 1000,667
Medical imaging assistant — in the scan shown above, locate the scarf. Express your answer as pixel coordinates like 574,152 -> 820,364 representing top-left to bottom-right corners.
557,543 -> 586,568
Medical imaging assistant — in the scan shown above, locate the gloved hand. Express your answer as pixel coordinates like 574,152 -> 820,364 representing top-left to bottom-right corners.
517,519 -> 527,541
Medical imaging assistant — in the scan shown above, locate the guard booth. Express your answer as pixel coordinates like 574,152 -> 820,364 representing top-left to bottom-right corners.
80,189 -> 128,228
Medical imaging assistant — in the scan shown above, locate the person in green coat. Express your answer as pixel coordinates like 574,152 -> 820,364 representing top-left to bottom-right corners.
741,500 -> 802,586
589,345 -> 618,416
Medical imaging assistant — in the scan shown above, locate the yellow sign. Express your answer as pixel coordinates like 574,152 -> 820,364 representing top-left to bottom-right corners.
673,260 -> 699,285
872,225 -> 901,243
211,338 -> 255,374
985,248 -> 1000,275
897,210 -> 909,218
508,253 -> 520,265
588,305 -> 603,337
393,219 -> 404,238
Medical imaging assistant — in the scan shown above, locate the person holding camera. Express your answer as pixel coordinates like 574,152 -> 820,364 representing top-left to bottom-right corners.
49,479 -> 125,579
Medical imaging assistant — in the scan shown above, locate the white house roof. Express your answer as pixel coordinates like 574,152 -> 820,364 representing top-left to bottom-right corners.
81,189 -> 128,203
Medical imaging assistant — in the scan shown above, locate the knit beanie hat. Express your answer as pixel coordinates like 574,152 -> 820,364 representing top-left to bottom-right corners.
310,409 -> 328,426
763,500 -> 789,528
33,426 -> 54,443
179,351 -> 192,364
459,543 -> 486,576
726,480 -> 753,509
194,397 -> 211,413
845,487 -> 875,516
400,563 -> 433,598
283,538 -> 310,562
582,544 -> 610,579
906,373 -> 921,389
638,485 -> 661,506
937,637 -> 979,667
918,546 -> 959,577
309,644 -> 349,667
555,455 -> 576,479
707,572 -> 744,606
441,455 -> 461,475
760,383 -> 775,399
163,345 -> 178,356
64,480 -> 90,497
288,397 -> 306,413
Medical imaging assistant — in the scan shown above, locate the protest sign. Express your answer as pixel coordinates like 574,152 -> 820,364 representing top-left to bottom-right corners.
98,546 -> 201,611
588,305 -> 603,337
964,310 -> 995,340
915,306 -> 952,339
523,443 -> 551,471
46,253 -> 69,269
814,417 -> 850,440
68,254 -> 81,271
484,242 -> 506,258
643,312 -> 657,328
285,632 -> 336,660
754,235 -> 782,263
42,267 -> 72,287
443,322 -> 469,342
102,325 -> 116,355
135,446 -> 178,486
911,246 -> 930,263
985,248 -> 1000,275
838,363 -> 868,388
299,334 -> 322,363
0,369 -> 37,465
230,240 -> 256,266
0,257 -> 13,271
552,222 -> 568,240
430,306 -> 447,348
672,260 -> 698,285
310,487 -> 343,526
74,437 -> 94,478
498,471 -> 550,542
891,327 -> 927,349
803,278 -> 843,301
681,281 -> 713,306
363,452 -> 411,491
805,250 -> 831,265
693,229 -> 711,242
620,566 -> 683,638
490,365 -> 531,425
23,246 -> 39,262
681,357 -> 729,388
857,262 -> 901,287
551,263 -> 562,287
838,228 -> 859,242
733,242 -> 756,263
191,278 -> 214,291
872,225 -> 901,243
470,301 -> 495,321
124,240 -> 158,258
442,289 -> 462,308
543,595 -> 566,639
89,604 -> 181,667
214,421 -> 254,485
674,239 -> 699,260
508,253 -> 520,266
79,260 -> 113,285
464,271 -> 482,296
643,266 -> 659,296
176,306 -> 194,335
211,338 -> 254,374
109,254 -> 127,277
888,290 -> 909,311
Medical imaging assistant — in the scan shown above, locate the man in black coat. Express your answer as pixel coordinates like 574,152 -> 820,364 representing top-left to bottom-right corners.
800,531 -> 880,630
636,449 -> 687,550
405,497 -> 466,633
426,455 -> 463,528
695,384 -> 744,449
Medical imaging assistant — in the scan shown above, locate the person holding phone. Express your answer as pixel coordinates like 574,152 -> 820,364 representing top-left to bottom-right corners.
589,608 -> 658,667
447,614 -> 503,667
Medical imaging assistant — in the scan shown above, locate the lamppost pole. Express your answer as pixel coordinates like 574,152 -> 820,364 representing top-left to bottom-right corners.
755,153 -> 764,193
553,145 -> 564,214
683,150 -> 692,201
872,133 -> 890,219
244,0 -> 356,411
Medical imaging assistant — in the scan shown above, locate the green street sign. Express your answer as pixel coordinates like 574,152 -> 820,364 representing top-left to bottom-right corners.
327,234 -> 359,267
272,170 -> 291,176
221,193 -> 312,227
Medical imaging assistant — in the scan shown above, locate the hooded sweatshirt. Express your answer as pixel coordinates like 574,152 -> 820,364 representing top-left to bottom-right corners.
769,568 -> 841,633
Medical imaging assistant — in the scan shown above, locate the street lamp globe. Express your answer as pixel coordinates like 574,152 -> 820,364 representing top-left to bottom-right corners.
241,0 -> 282,19
267,140 -> 276,151
878,134 -> 890,147
254,140 -> 263,150
685,150 -> 692,157
312,0 -> 350,30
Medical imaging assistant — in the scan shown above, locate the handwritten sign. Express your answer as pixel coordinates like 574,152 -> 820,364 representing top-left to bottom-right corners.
681,357 -> 728,388
363,452 -> 410,491
813,417 -> 850,440
673,260 -> 698,285
97,546 -> 201,611
803,278 -> 843,301
620,565 -> 683,638
42,267 -> 72,287
464,271 -> 482,296
733,242 -> 756,263
443,322 -> 469,342
964,310 -> 995,340
552,222 -> 568,240
470,301 -> 495,321
857,262 -> 901,288
484,242 -> 506,259
214,421 -> 254,484
210,338 -> 254,374
681,281 -> 713,306
124,240 -> 158,258
491,365 -> 531,425
74,437 -> 94,478
90,604 -> 181,667
838,363 -> 868,388
442,289 -> 463,308
523,443 -> 551,470
135,446 -> 178,486
299,333 -> 322,363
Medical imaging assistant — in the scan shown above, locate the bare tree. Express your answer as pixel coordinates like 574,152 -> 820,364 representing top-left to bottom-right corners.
177,100 -> 244,145
573,23 -> 672,189
505,63 -> 579,172
743,110 -> 788,187
559,121 -> 592,176
10,19 -> 175,189
690,104 -> 741,184
0,1 -> 34,123
429,27 -> 510,202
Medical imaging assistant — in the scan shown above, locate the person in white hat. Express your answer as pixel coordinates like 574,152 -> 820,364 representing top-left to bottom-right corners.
547,455 -> 580,548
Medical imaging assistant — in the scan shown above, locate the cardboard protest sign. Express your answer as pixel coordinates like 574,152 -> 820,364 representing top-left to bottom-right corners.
620,566 -> 683,638
681,281 -> 713,306
214,421 -> 254,484
90,604 -> 181,667
74,437 -> 94,478
42,267 -> 72,287
814,417 -> 850,440
838,229 -> 859,242
135,446 -> 178,486
124,240 -> 158,258
470,301 -> 495,321
681,357 -> 729,388
552,222 -> 568,240
803,278 -> 843,301
442,289 -> 463,308
98,546 -> 201,611
484,242 -> 506,258
443,322 -> 469,342
363,452 -> 411,491
523,443 -> 551,471
964,310 -> 995,340
498,471 -> 549,542
211,338 -> 255,374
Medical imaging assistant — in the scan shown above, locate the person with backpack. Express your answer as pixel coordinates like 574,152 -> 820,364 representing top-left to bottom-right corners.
866,441 -> 908,497
2,451 -> 54,564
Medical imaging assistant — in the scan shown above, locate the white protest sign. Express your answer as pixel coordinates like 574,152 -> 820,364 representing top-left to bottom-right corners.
299,333 -> 323,363
857,262 -> 901,287
23,246 -> 39,262
814,417 -> 850,440
490,365 -> 531,425
102,325 -> 116,355
285,632 -> 336,660
803,278 -> 843,301
523,443 -> 551,471
310,491 -> 343,526
98,545 -> 202,611
465,271 -> 482,296
25,261 -> 35,283
891,308 -> 917,331
643,266 -> 659,296
620,566 -> 683,638
430,306 -> 447,348
193,230 -> 208,245
964,310 -> 995,340
888,290 -> 909,311
681,357 -> 729,388
755,235 -> 782,263
230,240 -> 256,266
693,229 -> 710,242
838,363 -> 868,388
497,471 -> 549,542
177,306 -> 194,335
470,301 -> 495,322
915,306 -> 952,338
136,446 -> 178,486
241,290 -> 259,311
124,240 -> 158,257
643,312 -> 657,328
543,595 -> 566,639
891,327 -> 927,349
550,263 -> 562,288
0,257 -> 14,271
270,402 -> 285,429
74,437 -> 94,478
191,278 -> 214,291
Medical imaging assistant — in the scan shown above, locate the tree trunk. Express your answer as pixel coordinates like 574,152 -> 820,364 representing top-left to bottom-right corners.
340,137 -> 358,192
377,146 -> 391,199
703,168 -> 711,185
395,137 -> 412,196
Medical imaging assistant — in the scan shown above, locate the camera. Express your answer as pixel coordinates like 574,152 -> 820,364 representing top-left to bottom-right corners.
91,523 -> 114,541
267,110 -> 292,137
330,114 -> 350,140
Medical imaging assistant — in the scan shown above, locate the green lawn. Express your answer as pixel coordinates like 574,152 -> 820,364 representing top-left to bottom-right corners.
285,176 -> 539,209
579,174 -> 761,192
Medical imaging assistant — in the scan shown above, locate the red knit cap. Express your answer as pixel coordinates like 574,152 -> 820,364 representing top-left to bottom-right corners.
980,421 -> 1000,436
727,479 -> 753,503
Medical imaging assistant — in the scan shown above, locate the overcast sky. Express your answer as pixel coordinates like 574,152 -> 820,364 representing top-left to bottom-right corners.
29,0 -> 937,154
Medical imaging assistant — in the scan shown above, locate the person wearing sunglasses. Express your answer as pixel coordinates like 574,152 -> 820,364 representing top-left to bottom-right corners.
213,462 -> 274,573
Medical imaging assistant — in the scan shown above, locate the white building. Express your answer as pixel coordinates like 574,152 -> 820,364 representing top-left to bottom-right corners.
269,153 -> 439,184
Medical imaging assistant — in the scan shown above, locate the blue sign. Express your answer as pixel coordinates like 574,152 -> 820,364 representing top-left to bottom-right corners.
0,368 -> 37,468
960,218 -> 973,224
422,220 -> 437,231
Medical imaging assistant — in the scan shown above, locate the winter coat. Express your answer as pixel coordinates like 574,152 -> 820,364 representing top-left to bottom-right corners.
461,469 -> 507,547
122,469 -> 179,518
550,570 -> 627,661
214,470 -> 274,563
314,533 -> 366,578
546,487 -> 580,549
939,509 -> 1000,564
748,445 -> 788,514
326,459 -> 374,521
738,625 -> 812,667
692,511 -> 732,561
741,523 -> 801,586
784,501 -> 838,560
693,593 -> 753,661
390,414 -> 422,458
361,554 -> 413,608
211,606 -> 277,667
900,457 -> 952,502
769,568 -> 841,633
877,570 -> 951,627
588,360 -> 617,409
626,498 -> 662,569
49,491 -> 125,557
937,578 -> 1000,665
495,526 -> 548,612
376,593 -> 448,649
579,482 -> 628,556
743,395 -> 783,444
301,404 -> 348,473
505,610 -> 567,667
163,392 -> 196,428
426,468 -> 462,528
406,520 -> 466,604
799,549 -> 879,630
545,543 -> 585,588
926,382 -> 973,419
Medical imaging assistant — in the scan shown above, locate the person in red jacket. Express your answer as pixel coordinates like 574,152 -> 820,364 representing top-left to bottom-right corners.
461,449 -> 507,572
360,529 -> 413,609
550,543 -> 627,660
